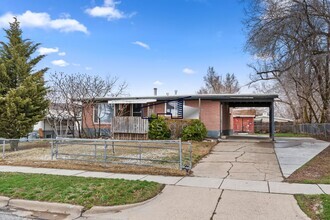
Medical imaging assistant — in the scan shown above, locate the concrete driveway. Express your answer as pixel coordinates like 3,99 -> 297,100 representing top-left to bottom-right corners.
192,138 -> 283,181
275,137 -> 329,177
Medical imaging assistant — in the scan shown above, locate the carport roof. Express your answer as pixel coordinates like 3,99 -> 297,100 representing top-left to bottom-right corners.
87,94 -> 278,103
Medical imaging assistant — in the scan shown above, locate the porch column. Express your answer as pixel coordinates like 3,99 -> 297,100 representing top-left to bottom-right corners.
269,102 -> 275,141
219,102 -> 222,139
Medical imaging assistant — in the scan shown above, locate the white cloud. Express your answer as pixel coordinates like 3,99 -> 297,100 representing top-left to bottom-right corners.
58,52 -> 66,56
72,63 -> 81,66
132,41 -> 150,50
0,11 -> 88,34
183,68 -> 196,74
85,67 -> 92,70
85,0 -> 134,21
38,47 -> 59,55
51,59 -> 69,67
153,80 -> 163,86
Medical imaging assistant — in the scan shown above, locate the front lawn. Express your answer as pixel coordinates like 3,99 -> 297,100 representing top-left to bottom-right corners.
295,195 -> 330,220
0,141 -> 217,176
0,173 -> 163,209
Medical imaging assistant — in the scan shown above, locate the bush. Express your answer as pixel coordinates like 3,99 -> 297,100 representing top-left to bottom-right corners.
166,119 -> 191,139
148,116 -> 171,140
182,119 -> 207,141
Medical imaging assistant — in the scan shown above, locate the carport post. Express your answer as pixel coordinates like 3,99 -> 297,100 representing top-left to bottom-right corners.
269,101 -> 275,141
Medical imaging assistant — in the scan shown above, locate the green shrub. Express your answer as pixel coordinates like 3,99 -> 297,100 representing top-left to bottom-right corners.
182,119 -> 207,141
148,116 -> 171,140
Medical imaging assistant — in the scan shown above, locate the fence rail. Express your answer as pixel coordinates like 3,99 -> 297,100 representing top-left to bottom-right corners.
0,138 -> 192,170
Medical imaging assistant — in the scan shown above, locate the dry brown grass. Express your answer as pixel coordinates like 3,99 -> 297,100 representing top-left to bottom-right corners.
0,160 -> 187,176
0,140 -> 217,176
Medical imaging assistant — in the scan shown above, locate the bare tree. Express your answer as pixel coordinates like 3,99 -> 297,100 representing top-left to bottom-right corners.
245,0 -> 330,123
47,72 -> 127,138
198,67 -> 240,94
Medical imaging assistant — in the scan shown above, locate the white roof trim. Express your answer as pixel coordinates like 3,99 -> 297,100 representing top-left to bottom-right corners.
108,99 -> 157,104
233,115 -> 256,118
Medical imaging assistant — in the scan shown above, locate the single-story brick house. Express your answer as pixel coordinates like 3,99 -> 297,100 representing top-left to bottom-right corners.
81,93 -> 278,140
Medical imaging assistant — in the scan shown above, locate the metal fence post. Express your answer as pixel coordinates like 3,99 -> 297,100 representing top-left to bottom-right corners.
2,140 -> 5,160
55,140 -> 59,159
189,142 -> 192,170
179,138 -> 182,170
104,141 -> 107,163
112,141 -> 115,155
51,140 -> 54,160
139,144 -> 142,164
94,144 -> 97,161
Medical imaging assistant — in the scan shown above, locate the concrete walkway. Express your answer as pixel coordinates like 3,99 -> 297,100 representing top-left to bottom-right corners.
0,165 -> 328,195
275,137 -> 329,177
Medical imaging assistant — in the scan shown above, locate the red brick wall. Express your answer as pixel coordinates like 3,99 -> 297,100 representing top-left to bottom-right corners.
200,100 -> 220,131
154,103 -> 165,114
161,99 -> 220,131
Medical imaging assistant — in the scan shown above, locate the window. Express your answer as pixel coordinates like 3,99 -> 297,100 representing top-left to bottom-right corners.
94,103 -> 114,124
133,104 -> 142,117
166,101 -> 178,117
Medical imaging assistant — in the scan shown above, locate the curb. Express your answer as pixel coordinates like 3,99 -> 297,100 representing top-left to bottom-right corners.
8,199 -> 84,219
83,191 -> 162,216
0,196 -> 10,208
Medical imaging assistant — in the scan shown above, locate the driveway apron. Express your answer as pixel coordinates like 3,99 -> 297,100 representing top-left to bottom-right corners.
192,139 -> 284,182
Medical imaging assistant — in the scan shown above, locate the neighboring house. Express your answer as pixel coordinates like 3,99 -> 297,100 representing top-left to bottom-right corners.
255,113 -> 293,123
232,109 -> 256,134
81,91 -> 278,139
33,107 -> 77,138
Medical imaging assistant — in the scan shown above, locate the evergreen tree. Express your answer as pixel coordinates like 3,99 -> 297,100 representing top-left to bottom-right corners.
0,18 -> 49,150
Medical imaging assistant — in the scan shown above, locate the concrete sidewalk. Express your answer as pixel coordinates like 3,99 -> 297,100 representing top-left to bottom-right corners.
80,186 -> 309,220
0,165 -> 328,195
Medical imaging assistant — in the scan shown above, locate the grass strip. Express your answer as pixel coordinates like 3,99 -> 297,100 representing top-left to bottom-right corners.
274,133 -> 310,137
295,194 -> 330,220
0,172 -> 164,209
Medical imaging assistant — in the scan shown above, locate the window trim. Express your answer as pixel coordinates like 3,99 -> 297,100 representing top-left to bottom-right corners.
132,103 -> 142,117
165,101 -> 178,117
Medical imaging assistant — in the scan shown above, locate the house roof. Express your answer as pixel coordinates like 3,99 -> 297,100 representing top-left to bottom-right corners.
84,94 -> 278,103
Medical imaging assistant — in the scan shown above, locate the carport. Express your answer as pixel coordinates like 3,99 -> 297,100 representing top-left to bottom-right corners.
219,94 -> 278,141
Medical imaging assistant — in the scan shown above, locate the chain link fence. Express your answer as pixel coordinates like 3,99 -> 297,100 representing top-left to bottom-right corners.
0,138 -> 192,170
293,123 -> 330,141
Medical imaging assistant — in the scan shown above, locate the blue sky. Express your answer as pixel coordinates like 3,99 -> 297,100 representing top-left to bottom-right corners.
0,0 -> 253,96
